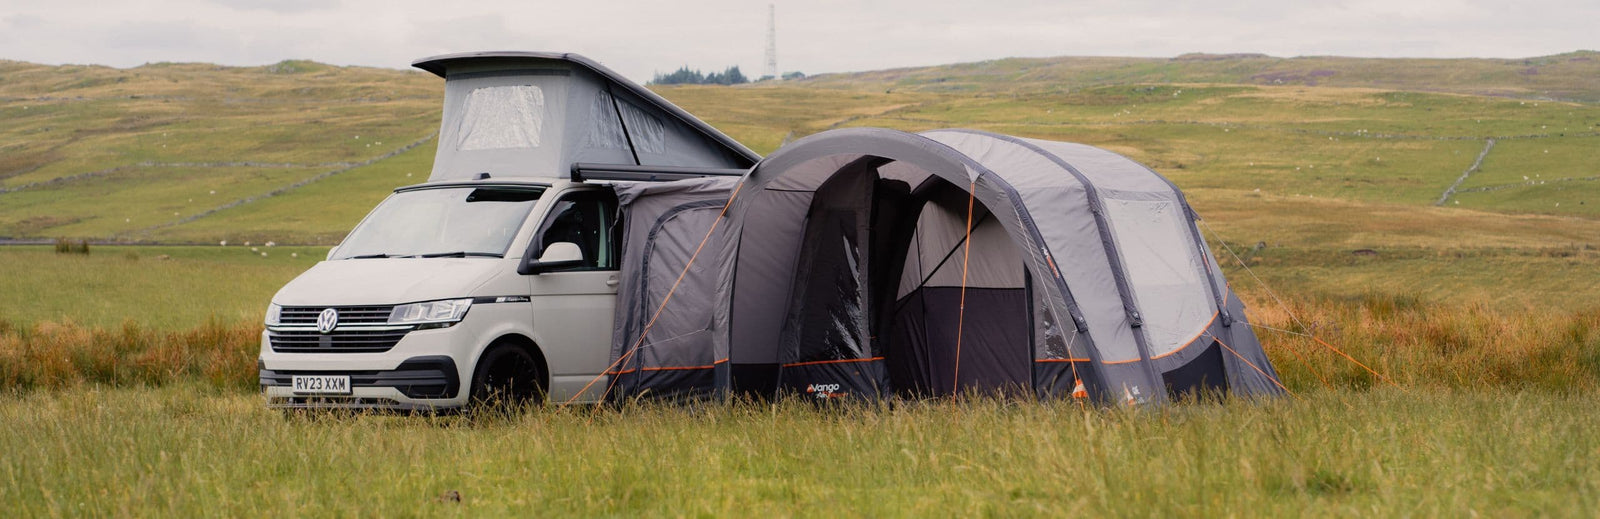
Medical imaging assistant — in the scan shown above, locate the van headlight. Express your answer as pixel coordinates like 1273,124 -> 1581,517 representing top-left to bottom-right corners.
388,298 -> 472,327
265,303 -> 282,326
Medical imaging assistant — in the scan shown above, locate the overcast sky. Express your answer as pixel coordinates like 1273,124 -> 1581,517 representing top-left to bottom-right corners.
1,0 -> 1595,82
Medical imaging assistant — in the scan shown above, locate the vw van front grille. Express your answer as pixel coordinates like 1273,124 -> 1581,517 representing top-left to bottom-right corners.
269,305 -> 412,353
268,328 -> 410,353
278,306 -> 394,325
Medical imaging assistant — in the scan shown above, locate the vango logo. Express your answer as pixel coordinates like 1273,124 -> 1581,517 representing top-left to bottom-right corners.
804,383 -> 845,399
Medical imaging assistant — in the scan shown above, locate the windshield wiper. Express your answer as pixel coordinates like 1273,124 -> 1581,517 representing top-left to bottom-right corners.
348,253 -> 399,259
417,251 -> 503,258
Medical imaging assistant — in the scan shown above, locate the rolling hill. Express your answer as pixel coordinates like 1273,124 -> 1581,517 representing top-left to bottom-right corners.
2,52 -> 1597,245
1,52 -> 1598,314
800,51 -> 1600,101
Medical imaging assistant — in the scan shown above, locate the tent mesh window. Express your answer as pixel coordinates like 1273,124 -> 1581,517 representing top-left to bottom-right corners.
1101,197 -> 1213,358
585,91 -> 666,153
456,85 -> 546,151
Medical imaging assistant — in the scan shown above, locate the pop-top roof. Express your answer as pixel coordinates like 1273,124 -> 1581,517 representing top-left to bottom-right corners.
412,51 -> 760,182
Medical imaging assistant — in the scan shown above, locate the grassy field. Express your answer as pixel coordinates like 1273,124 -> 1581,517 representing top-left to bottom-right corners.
2,51 -> 1599,515
0,387 -> 1596,516
0,245 -> 324,329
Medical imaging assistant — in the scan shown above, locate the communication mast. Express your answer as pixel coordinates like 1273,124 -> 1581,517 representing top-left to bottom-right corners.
764,4 -> 778,80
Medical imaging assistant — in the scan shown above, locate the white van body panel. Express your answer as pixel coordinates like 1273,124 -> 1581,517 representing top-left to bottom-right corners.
272,258 -> 504,307
260,180 -> 620,409
528,269 -> 619,401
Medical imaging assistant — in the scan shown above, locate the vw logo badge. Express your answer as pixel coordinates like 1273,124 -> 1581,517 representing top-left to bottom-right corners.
317,308 -> 339,334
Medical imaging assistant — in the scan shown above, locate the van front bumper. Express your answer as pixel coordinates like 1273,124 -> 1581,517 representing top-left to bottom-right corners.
257,301 -> 538,409
260,356 -> 460,410
257,316 -> 488,410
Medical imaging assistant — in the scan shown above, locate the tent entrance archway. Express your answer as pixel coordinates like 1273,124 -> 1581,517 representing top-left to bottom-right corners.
775,157 -> 1032,398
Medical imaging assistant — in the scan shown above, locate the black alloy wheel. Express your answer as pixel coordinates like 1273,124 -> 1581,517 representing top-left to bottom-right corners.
469,343 -> 544,412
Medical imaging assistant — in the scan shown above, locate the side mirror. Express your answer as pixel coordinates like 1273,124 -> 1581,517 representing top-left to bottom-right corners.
521,242 -> 584,274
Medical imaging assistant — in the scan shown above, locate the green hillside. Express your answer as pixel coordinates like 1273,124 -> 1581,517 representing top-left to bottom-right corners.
0,51 -> 1597,326
800,51 -> 1600,101
1,52 -> 1596,252
0,59 -> 440,242
0,54 -> 1593,299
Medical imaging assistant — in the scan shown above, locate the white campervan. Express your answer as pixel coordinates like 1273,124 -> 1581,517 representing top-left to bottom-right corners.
258,52 -> 757,410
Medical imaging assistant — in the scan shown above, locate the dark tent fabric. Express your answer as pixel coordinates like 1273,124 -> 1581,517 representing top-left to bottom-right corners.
700,128 -> 1283,405
605,127 -> 1282,405
607,177 -> 738,399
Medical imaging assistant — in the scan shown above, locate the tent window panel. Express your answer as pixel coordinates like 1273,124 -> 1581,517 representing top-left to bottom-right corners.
897,203 -> 962,300
584,91 -> 666,154
1036,290 -> 1079,361
585,91 -> 629,150
895,193 -> 1023,300
457,85 -> 546,151
618,99 -> 666,153
922,218 -> 1022,289
1102,198 -> 1214,358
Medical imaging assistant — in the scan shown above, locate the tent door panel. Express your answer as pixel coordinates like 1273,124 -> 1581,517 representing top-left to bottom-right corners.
776,163 -> 882,396
783,207 -> 869,363
868,179 -> 920,363
886,290 -> 934,395
616,202 -> 725,398
1161,341 -> 1228,399
889,286 -> 1030,395
883,180 -> 1031,396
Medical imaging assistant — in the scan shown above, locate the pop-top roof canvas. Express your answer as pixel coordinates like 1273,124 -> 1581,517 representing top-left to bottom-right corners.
413,52 -> 759,182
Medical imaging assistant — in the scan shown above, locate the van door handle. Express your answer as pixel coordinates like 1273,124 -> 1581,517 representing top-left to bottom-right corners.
605,277 -> 619,287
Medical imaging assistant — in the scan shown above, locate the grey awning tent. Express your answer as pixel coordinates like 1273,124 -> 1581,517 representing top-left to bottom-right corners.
413,52 -> 759,182
608,176 -> 741,399
611,127 -> 1283,405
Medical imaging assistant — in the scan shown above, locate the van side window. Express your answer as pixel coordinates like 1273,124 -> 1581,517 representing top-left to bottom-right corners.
536,190 -> 618,271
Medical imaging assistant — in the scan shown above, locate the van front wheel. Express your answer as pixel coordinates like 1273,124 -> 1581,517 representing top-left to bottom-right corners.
468,343 -> 544,411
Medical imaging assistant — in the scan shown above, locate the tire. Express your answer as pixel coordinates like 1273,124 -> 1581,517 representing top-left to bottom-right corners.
468,343 -> 545,412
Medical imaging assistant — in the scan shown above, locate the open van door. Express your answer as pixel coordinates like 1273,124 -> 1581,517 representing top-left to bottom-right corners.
522,188 -> 622,401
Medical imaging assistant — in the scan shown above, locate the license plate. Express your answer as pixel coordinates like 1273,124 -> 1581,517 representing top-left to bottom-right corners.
291,375 -> 351,395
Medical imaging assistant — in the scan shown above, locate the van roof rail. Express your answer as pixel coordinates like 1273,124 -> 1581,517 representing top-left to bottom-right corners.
570,162 -> 748,183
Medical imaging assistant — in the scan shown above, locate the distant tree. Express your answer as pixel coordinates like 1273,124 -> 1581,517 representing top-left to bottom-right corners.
650,66 -> 705,85
648,65 -> 750,86
782,71 -> 806,80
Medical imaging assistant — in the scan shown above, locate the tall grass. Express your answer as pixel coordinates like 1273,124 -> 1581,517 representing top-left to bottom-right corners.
0,385 -> 1596,516
52,237 -> 90,254
1,294 -> 1594,395
1247,291 -> 1600,392
0,317 -> 258,392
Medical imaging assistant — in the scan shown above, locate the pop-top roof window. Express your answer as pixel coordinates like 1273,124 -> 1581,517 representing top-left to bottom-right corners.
456,85 -> 546,151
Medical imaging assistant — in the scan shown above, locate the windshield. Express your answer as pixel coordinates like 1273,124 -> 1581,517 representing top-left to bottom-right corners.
332,186 -> 545,260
